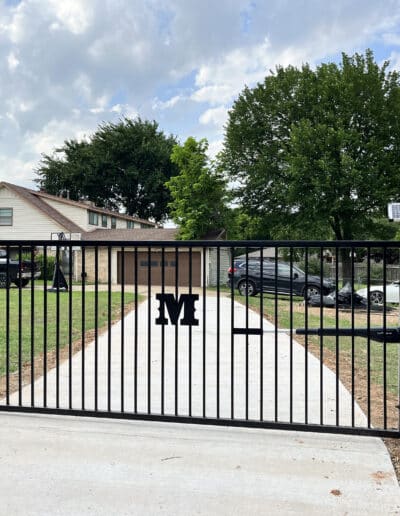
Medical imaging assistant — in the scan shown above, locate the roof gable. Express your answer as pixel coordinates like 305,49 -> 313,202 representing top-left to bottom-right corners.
0,182 -> 82,233
0,182 -> 156,231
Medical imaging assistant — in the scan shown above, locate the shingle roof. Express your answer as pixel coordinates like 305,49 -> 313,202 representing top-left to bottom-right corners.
0,181 -> 156,230
81,228 -> 226,241
33,189 -> 155,225
1,182 -> 83,233
82,228 -> 179,241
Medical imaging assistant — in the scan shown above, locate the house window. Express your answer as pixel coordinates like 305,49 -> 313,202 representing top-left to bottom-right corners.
0,208 -> 13,226
88,211 -> 99,225
126,220 -> 134,229
101,215 -> 107,228
111,217 -> 116,229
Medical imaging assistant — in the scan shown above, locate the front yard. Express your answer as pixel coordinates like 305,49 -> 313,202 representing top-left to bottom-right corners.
0,287 -> 136,382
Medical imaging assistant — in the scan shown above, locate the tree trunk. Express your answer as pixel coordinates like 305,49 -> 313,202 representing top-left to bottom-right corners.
330,216 -> 353,286
340,247 -> 353,286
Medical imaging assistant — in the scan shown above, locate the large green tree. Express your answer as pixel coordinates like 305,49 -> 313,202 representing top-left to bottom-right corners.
35,118 -> 178,222
166,137 -> 228,239
221,50 -> 400,245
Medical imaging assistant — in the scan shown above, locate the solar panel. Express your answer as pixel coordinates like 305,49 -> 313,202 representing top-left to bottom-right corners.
388,203 -> 400,221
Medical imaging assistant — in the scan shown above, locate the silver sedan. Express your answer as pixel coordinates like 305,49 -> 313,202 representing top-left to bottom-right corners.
356,282 -> 400,305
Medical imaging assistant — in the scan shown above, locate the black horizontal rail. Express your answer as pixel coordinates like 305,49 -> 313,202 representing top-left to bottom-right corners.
0,406 -> 398,439
1,239 -> 400,248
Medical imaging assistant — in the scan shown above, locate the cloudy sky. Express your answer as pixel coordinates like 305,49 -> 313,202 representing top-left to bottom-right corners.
1,0 -> 400,188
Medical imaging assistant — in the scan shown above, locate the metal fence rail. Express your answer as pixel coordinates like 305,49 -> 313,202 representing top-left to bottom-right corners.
0,239 -> 399,438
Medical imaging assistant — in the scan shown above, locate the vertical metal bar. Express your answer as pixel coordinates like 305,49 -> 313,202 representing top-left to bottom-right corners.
147,246 -> 152,415
30,245 -> 35,407
56,245 -> 60,409
367,246 -> 371,428
304,247 -> 309,424
202,246 -> 206,418
216,247 -> 220,419
94,246 -> 99,411
245,246 -> 249,420
351,246 -> 355,427
161,247 -> 165,415
5,245 -> 10,405
107,246 -> 112,412
383,246 -> 387,429
289,246 -> 293,423
81,246 -> 86,410
335,246 -> 340,426
121,246 -> 125,413
230,248 -> 235,419
18,245 -> 22,406
274,246 -> 278,422
174,246 -> 178,416
320,246 -> 324,425
68,243 -> 73,410
260,247 -> 264,422
188,246 -> 193,417
134,246 -> 138,413
43,246 -> 48,408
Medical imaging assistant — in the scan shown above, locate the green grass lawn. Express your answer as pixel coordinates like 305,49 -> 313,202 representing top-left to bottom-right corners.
0,288 -> 136,376
231,290 -> 399,399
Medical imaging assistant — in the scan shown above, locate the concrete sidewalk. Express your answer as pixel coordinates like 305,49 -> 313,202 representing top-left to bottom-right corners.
0,413 -> 399,515
1,295 -> 399,514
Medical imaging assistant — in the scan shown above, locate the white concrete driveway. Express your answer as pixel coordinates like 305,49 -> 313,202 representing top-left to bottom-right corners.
0,295 -> 399,514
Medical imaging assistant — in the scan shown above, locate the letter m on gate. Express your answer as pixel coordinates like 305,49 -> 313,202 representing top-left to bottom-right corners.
155,293 -> 199,326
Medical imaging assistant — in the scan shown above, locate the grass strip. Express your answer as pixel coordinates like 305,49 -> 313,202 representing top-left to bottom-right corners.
0,289 -> 136,376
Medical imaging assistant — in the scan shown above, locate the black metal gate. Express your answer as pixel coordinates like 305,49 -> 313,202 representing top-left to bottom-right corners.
0,239 -> 399,438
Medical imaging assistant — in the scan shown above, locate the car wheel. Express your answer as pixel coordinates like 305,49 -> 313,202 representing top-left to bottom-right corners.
0,273 -> 10,288
238,280 -> 257,297
13,278 -> 30,288
304,285 -> 320,299
369,290 -> 384,305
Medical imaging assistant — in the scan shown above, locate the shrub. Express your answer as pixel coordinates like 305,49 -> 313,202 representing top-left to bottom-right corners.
35,253 -> 56,281
295,257 -> 331,276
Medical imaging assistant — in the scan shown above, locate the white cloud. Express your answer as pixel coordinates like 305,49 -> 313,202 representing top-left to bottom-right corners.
191,85 -> 233,106
24,119 -> 88,156
199,106 -> 228,127
152,95 -> 184,110
47,0 -> 94,35
0,0 -> 398,189
207,138 -> 223,160
388,51 -> 400,71
7,51 -> 19,71
383,32 -> 400,46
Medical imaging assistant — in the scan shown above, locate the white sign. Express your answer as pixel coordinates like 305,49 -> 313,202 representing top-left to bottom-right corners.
388,203 -> 400,221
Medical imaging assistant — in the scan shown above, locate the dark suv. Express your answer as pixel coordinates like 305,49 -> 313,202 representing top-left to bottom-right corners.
228,259 -> 334,299
0,249 -> 41,288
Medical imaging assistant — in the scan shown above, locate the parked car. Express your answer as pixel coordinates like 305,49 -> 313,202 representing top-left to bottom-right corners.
228,259 -> 334,298
356,282 -> 400,305
0,249 -> 41,288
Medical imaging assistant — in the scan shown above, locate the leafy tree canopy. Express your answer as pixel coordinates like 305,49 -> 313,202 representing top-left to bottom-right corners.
167,137 -> 228,239
220,49 -> 400,242
35,117 -> 178,222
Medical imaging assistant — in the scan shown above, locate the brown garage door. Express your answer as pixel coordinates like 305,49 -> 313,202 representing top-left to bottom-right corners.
117,251 -> 201,287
